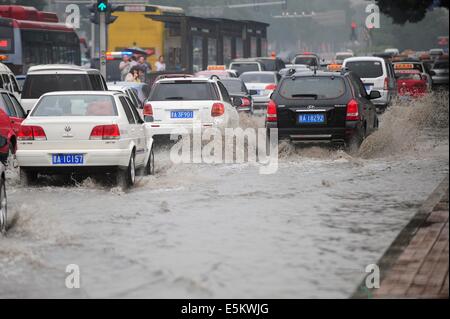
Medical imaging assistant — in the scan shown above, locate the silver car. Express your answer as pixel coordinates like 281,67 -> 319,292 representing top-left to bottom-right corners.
239,71 -> 280,113
431,60 -> 449,86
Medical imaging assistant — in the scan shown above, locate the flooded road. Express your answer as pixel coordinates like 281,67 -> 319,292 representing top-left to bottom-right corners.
1,94 -> 448,298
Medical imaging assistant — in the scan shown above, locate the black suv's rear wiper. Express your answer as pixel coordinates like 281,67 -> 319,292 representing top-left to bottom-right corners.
165,97 -> 184,100
291,94 -> 318,99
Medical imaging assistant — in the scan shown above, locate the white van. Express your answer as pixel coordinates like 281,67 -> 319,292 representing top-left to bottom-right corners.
20,65 -> 108,112
343,57 -> 397,111
0,63 -> 21,101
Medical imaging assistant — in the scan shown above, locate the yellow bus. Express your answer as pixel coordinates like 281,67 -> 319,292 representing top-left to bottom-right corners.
108,4 -> 184,69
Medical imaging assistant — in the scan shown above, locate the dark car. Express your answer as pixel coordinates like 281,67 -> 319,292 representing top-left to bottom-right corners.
266,71 -> 380,152
220,78 -> 253,112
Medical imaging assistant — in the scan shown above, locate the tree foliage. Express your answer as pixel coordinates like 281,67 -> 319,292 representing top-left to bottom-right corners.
375,0 -> 449,24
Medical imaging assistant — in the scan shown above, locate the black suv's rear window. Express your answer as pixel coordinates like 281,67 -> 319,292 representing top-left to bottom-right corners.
345,61 -> 383,78
279,76 -> 346,99
150,82 -> 218,101
22,74 -> 91,99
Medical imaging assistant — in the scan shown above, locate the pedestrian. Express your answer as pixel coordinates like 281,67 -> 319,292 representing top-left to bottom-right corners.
138,56 -> 151,82
125,66 -> 141,83
155,55 -> 166,72
119,54 -> 132,81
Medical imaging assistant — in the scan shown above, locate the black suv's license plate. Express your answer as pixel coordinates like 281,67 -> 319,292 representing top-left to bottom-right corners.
298,113 -> 325,124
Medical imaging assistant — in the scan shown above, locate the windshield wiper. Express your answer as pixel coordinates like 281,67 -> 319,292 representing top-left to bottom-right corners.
165,97 -> 184,100
291,94 -> 318,99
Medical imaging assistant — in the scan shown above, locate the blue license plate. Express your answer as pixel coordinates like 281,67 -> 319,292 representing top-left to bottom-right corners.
52,154 -> 84,165
171,111 -> 194,119
299,113 -> 325,124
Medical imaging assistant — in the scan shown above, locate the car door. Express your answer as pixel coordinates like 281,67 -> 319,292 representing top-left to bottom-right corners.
0,94 -> 12,146
6,93 -> 26,135
0,92 -> 19,133
119,96 -> 144,165
217,81 -> 239,128
126,96 -> 147,165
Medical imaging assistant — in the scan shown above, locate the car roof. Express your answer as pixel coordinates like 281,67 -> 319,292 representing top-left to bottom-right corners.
107,81 -> 147,88
0,63 -> 14,73
220,78 -> 243,82
27,64 -> 100,74
288,71 -> 345,77
344,57 -> 385,63
40,91 -> 123,97
156,77 -> 216,84
107,85 -> 132,91
240,71 -> 277,75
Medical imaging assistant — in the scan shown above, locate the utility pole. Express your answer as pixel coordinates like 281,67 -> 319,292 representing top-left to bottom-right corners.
99,9 -> 106,79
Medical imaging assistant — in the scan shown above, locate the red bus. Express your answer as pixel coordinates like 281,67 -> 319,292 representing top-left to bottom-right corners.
0,5 -> 81,75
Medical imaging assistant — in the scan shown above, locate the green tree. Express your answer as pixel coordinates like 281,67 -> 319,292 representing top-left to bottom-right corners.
375,0 -> 449,24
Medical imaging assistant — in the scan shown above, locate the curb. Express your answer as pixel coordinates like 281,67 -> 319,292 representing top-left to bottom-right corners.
351,174 -> 449,299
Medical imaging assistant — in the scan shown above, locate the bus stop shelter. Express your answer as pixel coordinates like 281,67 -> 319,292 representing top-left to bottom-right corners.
146,14 -> 269,73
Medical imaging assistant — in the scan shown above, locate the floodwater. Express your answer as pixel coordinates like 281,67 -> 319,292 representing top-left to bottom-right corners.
1,93 -> 448,298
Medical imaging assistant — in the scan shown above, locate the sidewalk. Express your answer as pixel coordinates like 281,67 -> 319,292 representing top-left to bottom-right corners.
354,175 -> 449,299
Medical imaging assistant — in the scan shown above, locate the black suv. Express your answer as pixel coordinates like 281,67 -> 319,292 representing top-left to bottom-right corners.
266,71 -> 380,151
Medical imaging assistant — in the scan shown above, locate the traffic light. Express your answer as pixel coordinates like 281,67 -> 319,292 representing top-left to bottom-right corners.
97,0 -> 108,13
89,4 -> 99,24
106,4 -> 118,25
89,2 -> 118,25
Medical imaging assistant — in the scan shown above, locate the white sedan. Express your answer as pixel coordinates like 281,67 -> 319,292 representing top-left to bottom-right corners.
16,91 -> 154,189
143,77 -> 239,140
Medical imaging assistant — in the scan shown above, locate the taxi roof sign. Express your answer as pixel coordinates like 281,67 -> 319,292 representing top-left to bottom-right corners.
327,64 -> 342,72
394,63 -> 415,70
207,65 -> 226,71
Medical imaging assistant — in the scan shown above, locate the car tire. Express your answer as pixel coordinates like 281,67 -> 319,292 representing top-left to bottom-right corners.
20,168 -> 38,186
144,148 -> 155,176
346,127 -> 364,154
118,152 -> 136,189
0,176 -> 7,235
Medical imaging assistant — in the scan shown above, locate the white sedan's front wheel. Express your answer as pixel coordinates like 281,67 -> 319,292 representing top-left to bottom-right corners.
0,177 -> 7,235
